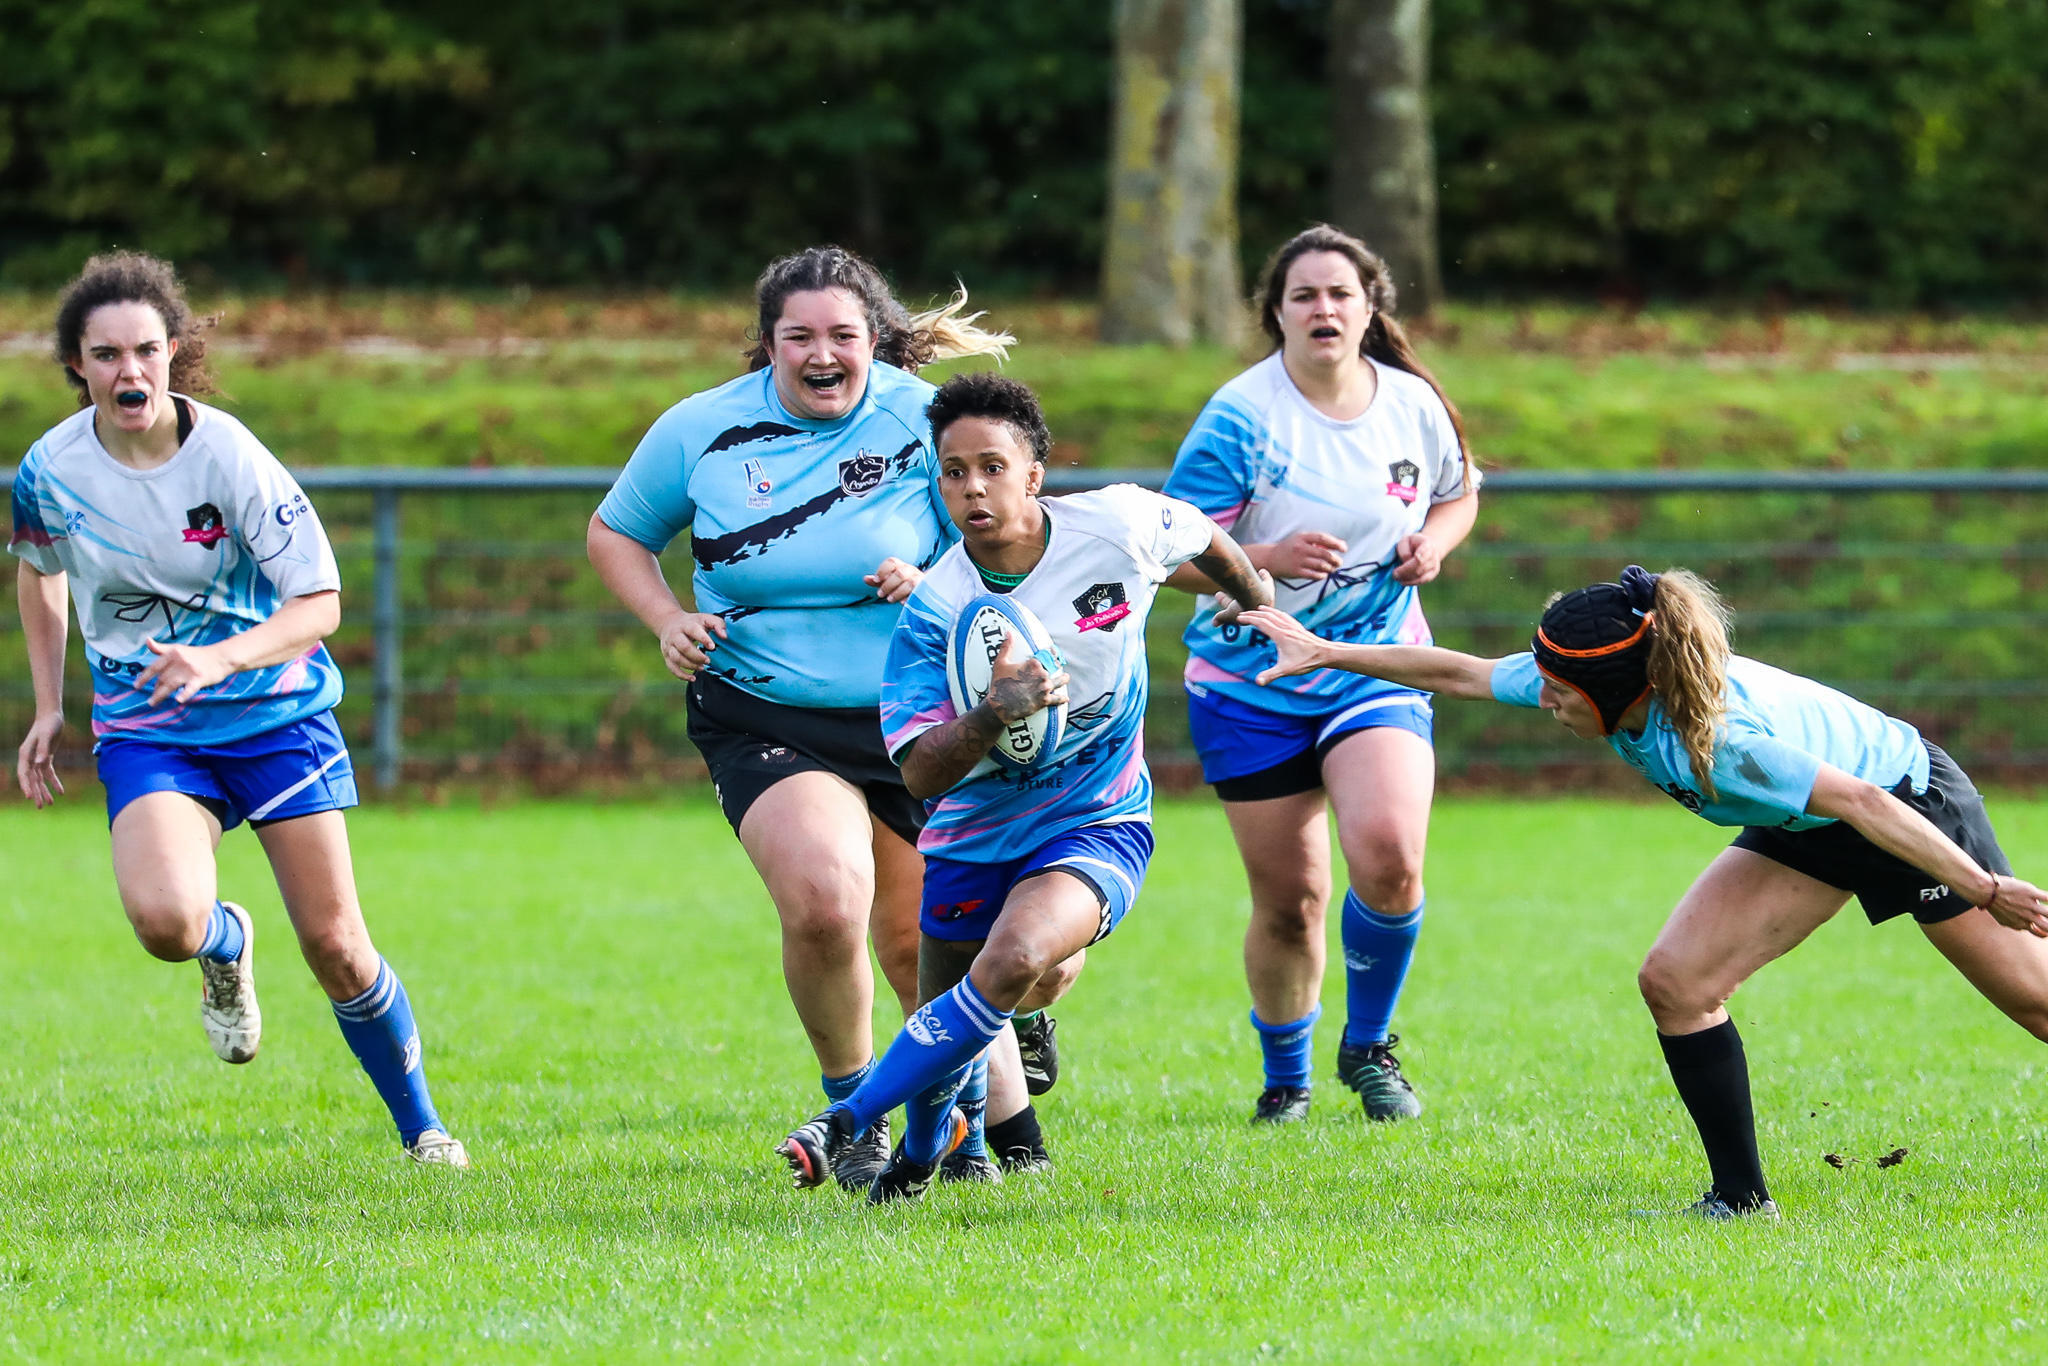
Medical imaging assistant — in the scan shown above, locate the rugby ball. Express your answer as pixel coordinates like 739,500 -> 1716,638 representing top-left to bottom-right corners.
945,593 -> 1067,771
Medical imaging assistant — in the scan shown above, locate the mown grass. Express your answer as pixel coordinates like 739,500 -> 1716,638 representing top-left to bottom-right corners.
4,297 -> 2046,472
4,796 -> 2048,1362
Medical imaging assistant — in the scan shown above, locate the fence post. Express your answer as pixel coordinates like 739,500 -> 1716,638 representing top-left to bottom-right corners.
372,485 -> 403,790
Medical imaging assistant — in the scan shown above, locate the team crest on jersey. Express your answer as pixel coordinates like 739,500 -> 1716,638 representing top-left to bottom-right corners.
743,458 -> 773,508
838,451 -> 887,497
182,503 -> 228,547
1072,582 -> 1131,632
1385,460 -> 1421,504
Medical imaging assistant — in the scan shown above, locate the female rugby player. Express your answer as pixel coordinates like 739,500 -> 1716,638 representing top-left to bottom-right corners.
587,247 -> 1010,1189
1240,568 -> 2048,1217
1164,225 -> 1479,1124
778,373 -> 1274,1202
11,252 -> 466,1166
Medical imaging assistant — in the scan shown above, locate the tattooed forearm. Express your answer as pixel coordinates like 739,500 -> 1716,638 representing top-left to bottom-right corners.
902,703 -> 1008,799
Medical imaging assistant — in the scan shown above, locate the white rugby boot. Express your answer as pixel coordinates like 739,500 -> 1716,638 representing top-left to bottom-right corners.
198,900 -> 261,1064
405,1130 -> 471,1170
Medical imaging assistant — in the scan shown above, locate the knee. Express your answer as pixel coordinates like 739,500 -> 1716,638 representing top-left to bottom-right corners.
976,938 -> 1057,1005
1342,837 -> 1425,914
774,857 -> 870,948
1253,883 -> 1326,947
1637,951 -> 1719,1025
297,920 -> 373,992
123,895 -> 209,961
1019,950 -> 1083,1012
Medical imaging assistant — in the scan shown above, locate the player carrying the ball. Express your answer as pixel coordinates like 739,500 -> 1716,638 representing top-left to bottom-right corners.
778,373 -> 1274,1202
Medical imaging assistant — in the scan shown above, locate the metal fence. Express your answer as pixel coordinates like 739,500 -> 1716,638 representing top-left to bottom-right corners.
5,466 -> 2047,792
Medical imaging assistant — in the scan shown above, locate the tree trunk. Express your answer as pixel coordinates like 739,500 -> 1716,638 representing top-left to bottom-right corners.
1330,0 -> 1442,316
1101,0 -> 1243,347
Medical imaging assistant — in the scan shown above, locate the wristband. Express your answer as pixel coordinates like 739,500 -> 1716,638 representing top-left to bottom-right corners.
1980,874 -> 2002,909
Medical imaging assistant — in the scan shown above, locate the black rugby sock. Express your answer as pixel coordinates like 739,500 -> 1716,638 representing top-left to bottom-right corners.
985,1104 -> 1046,1159
1657,1019 -> 1770,1209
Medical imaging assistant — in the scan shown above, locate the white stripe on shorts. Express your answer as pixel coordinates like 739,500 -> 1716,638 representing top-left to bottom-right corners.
1050,854 -> 1137,906
247,750 -> 348,822
1315,693 -> 1431,748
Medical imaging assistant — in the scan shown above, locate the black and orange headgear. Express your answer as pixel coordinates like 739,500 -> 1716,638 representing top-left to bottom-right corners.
1532,565 -> 1661,735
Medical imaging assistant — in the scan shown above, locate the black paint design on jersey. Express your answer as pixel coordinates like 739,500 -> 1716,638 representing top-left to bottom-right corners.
103,590 -> 209,641
705,421 -> 804,455
691,439 -> 922,570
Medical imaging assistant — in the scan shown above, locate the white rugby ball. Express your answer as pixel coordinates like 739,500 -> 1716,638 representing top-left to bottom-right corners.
946,593 -> 1066,771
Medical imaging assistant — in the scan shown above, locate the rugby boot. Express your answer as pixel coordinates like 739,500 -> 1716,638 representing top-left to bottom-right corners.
1336,1034 -> 1422,1122
1634,1189 -> 1782,1222
939,1147 -> 1004,1185
405,1129 -> 471,1170
1015,1012 -> 1060,1096
778,1107 -> 860,1190
832,1114 -> 891,1193
198,900 -> 261,1064
995,1138 -> 1053,1175
1251,1084 -> 1313,1124
866,1109 -> 969,1205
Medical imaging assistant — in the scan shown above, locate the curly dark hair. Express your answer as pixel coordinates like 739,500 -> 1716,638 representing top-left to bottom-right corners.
54,251 -> 219,405
926,372 -> 1052,464
741,245 -> 1010,374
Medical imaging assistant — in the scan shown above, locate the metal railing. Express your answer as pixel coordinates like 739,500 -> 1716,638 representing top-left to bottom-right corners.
5,466 -> 2046,789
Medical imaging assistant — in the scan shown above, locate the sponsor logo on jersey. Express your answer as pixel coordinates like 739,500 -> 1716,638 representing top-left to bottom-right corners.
272,493 -> 312,528
906,1005 -> 952,1046
839,451 -> 887,496
65,510 -> 88,537
183,503 -> 228,547
1072,582 -> 1131,632
1385,459 -> 1421,504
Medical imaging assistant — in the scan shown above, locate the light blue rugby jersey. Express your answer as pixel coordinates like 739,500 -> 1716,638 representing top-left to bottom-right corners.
9,401 -> 343,745
597,361 -> 956,709
1164,354 -> 1477,719
1490,652 -> 1930,830
880,485 -> 1212,863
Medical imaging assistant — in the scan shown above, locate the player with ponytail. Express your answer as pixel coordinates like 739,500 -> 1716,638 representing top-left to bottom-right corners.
1164,224 -> 1481,1126
1238,567 -> 2048,1219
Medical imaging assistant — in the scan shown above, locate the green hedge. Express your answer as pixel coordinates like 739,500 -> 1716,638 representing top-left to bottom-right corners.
3,2 -> 2044,303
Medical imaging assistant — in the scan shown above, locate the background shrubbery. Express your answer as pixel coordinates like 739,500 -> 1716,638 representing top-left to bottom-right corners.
4,1 -> 2045,303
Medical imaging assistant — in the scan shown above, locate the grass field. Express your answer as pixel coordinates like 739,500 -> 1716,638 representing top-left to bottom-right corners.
5,794 -> 2048,1362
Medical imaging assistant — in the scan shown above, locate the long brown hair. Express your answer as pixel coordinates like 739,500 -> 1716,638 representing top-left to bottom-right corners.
1647,569 -> 1733,799
742,245 -> 1011,373
1255,224 -> 1471,483
55,251 -> 219,405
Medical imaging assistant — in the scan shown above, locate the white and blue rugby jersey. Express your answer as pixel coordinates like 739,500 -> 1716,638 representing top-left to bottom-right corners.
1165,353 -> 1477,717
1490,652 -> 1930,830
881,485 -> 1213,862
8,400 -> 342,745
598,361 -> 955,709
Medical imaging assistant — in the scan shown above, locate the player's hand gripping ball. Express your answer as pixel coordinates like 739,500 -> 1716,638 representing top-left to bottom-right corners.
946,594 -> 1067,770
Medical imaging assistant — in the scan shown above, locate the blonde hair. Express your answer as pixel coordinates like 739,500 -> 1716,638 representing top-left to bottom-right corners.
742,245 -> 1012,373
1647,569 -> 1732,798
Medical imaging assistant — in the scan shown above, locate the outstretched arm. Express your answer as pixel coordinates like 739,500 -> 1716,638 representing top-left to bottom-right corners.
1807,765 -> 2048,936
1239,605 -> 1500,700
1189,523 -> 1274,624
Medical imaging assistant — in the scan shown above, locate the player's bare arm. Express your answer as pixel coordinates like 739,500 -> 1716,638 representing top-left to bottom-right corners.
1192,525 -> 1275,624
585,511 -> 727,678
137,590 -> 341,706
16,559 -> 69,806
1805,765 -> 2048,936
1241,604 -> 1498,699
901,630 -> 1070,799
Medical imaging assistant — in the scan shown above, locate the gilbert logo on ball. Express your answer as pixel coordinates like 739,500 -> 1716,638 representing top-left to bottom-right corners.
946,593 -> 1067,771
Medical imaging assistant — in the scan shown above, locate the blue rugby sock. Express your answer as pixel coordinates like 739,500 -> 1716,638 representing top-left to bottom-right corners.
1340,892 -> 1424,1048
332,959 -> 444,1145
955,1052 -> 990,1158
823,1057 -> 878,1137
193,900 -> 244,964
904,1062 -> 973,1165
1251,1005 -> 1321,1089
832,978 -> 1012,1140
